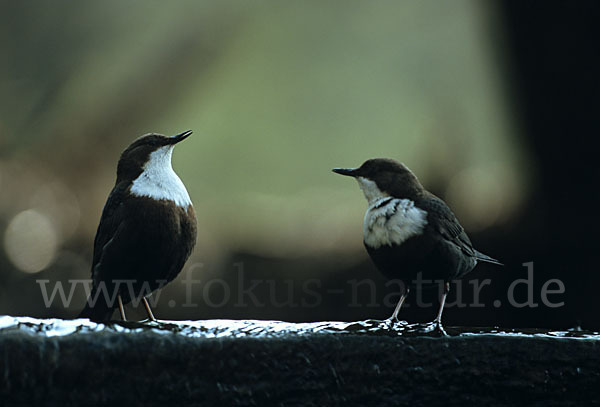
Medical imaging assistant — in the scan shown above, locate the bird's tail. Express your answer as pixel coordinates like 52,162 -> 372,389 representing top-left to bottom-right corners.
78,296 -> 115,323
474,250 -> 503,266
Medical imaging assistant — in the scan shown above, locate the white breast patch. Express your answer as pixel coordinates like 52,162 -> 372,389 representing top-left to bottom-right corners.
130,146 -> 192,208
363,197 -> 428,249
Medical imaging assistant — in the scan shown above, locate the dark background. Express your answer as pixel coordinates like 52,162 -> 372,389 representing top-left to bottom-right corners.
0,1 -> 598,330
496,0 -> 599,330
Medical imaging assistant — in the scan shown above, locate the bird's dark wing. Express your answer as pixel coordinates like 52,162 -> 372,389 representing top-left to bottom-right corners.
81,183 -> 133,321
417,193 -> 476,257
90,183 -> 128,281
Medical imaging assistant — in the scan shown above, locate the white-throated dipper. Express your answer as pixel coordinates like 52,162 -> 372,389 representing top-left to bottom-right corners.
333,158 -> 501,327
79,130 -> 197,322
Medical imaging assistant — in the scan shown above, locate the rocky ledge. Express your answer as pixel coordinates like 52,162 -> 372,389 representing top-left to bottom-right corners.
1,316 -> 599,406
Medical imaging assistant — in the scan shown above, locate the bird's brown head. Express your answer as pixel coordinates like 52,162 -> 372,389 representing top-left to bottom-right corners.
116,130 -> 192,183
333,158 -> 423,202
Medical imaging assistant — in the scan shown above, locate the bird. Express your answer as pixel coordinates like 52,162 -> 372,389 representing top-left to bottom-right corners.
79,130 -> 197,322
333,158 -> 501,327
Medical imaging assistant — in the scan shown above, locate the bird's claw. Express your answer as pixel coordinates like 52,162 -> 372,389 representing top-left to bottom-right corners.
428,320 -> 448,336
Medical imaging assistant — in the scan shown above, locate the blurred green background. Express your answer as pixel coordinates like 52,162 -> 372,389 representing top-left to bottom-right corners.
1,1 -> 566,326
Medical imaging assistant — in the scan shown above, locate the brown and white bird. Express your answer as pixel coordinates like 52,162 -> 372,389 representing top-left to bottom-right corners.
333,158 -> 501,326
79,131 -> 197,322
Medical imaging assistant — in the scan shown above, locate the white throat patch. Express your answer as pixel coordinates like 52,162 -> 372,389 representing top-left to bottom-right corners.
130,146 -> 192,208
356,177 -> 389,204
363,197 -> 428,249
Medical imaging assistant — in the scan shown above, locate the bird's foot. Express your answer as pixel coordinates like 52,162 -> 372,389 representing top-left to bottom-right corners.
140,317 -> 160,325
423,320 -> 448,337
382,317 -> 409,331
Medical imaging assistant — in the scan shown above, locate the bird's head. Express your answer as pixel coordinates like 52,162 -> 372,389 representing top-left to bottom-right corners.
333,158 -> 423,203
116,130 -> 192,183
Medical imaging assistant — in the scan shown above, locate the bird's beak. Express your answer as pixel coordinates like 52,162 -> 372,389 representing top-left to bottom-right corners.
332,167 -> 358,177
170,130 -> 193,144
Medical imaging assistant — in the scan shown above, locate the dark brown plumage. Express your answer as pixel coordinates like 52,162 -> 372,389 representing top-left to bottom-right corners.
333,158 -> 501,326
79,131 -> 197,322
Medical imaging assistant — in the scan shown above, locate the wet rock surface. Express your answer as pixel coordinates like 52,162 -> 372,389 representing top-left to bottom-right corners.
1,316 -> 599,406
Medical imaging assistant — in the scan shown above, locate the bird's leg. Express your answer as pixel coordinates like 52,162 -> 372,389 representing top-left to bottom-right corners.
117,295 -> 127,321
142,297 -> 157,322
389,286 -> 410,322
433,282 -> 450,327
